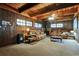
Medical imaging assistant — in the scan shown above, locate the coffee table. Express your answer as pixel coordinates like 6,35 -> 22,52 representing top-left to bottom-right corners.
50,36 -> 62,43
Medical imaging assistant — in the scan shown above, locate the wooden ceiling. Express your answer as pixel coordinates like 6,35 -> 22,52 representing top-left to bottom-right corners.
0,3 -> 79,21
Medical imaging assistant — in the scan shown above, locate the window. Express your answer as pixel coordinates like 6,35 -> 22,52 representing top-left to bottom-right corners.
73,17 -> 78,30
26,21 -> 32,26
34,23 -> 42,28
78,20 -> 79,29
22,20 -> 26,26
0,26 -> 1,28
2,20 -> 11,26
51,24 -> 56,28
17,19 -> 25,26
34,23 -> 38,27
51,23 -> 63,28
17,19 -> 33,26
39,24 -> 42,28
57,23 -> 63,28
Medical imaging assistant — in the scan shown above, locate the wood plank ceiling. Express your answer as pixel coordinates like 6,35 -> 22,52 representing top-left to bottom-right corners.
0,3 -> 79,21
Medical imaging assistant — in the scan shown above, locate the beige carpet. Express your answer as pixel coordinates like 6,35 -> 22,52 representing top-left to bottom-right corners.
0,37 -> 79,56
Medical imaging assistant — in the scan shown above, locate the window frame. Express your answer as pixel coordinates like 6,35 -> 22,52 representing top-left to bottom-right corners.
26,21 -> 32,26
34,23 -> 42,28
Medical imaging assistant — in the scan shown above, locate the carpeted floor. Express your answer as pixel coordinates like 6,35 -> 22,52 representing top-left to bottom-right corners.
0,37 -> 79,56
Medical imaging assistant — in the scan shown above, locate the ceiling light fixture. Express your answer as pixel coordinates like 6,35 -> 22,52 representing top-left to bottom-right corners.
48,14 -> 56,21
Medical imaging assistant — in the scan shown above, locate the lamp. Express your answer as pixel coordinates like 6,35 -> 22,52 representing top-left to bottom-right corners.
70,30 -> 74,33
70,30 -> 76,36
26,28 -> 30,31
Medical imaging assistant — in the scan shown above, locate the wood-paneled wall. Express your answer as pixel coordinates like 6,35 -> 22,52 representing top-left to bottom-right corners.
0,8 -> 38,47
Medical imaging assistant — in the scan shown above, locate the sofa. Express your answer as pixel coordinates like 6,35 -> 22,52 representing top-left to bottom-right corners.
24,30 -> 46,43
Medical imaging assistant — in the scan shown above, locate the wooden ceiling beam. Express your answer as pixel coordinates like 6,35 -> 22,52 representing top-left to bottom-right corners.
5,3 -> 25,9
2,3 -> 19,12
21,3 -> 53,18
0,3 -> 79,21
18,3 -> 39,13
0,4 -> 36,21
26,3 -> 55,16
0,4 -> 18,13
28,3 -> 78,17
33,4 -> 78,20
